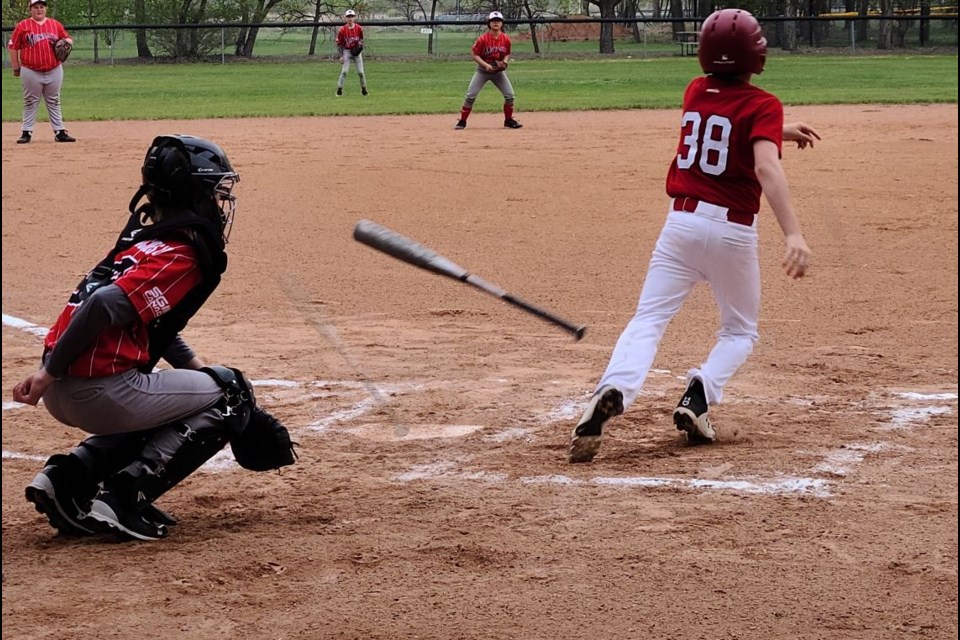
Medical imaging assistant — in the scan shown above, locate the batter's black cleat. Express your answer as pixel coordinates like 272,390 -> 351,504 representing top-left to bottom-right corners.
455,119 -> 467,130
673,378 -> 716,444
503,119 -> 523,129
569,385 -> 624,463
336,87 -> 343,97
17,131 -> 31,144
24,454 -> 98,536
89,483 -> 168,541
361,86 -> 369,96
54,130 -> 76,142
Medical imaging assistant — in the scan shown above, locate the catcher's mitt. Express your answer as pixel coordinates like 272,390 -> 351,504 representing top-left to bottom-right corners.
230,406 -> 298,472
350,44 -> 363,57
488,60 -> 507,73
54,39 -> 72,63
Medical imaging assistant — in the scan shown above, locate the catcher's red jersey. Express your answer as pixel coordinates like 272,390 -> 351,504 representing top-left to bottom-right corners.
8,18 -> 69,72
472,32 -> 511,64
44,238 -> 203,377
665,76 -> 783,214
336,23 -> 364,50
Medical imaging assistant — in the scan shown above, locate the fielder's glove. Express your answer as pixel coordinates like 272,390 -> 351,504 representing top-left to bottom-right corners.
350,44 -> 363,57
54,39 -> 72,62
488,61 -> 507,72
230,406 -> 298,472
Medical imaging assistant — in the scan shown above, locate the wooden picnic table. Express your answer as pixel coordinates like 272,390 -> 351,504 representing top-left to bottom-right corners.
675,31 -> 699,56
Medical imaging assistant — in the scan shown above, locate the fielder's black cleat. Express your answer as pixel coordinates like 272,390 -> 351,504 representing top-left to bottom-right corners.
17,131 -> 32,144
503,119 -> 523,129
54,130 -> 76,142
361,87 -> 369,96
455,119 -> 467,130
336,87 -> 343,97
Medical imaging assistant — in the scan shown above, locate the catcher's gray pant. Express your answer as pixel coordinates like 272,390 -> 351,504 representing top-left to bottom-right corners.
20,65 -> 66,133
596,207 -> 760,409
338,52 -> 366,88
41,368 -> 226,479
462,70 -> 515,107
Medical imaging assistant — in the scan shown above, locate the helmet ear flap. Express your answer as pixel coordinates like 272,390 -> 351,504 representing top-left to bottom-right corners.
142,136 -> 195,204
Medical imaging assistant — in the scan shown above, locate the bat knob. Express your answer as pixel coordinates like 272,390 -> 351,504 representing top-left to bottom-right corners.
574,326 -> 587,341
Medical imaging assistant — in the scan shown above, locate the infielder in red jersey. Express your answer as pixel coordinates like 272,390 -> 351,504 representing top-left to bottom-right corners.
335,9 -> 368,96
455,11 -> 522,130
569,9 -> 820,463
13,135 -> 293,540
8,0 -> 75,144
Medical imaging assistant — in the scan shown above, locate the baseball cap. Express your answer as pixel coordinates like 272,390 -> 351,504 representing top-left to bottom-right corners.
29,0 -> 48,6
487,11 -> 504,21
344,9 -> 356,16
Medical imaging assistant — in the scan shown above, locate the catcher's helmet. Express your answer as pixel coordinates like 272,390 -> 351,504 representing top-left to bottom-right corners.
697,8 -> 767,76
139,135 -> 240,240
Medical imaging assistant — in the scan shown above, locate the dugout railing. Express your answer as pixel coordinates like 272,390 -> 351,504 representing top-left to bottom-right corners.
2,16 -> 957,66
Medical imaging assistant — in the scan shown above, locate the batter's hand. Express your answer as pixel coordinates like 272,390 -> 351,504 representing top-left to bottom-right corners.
782,233 -> 811,279
12,368 -> 55,406
783,122 -> 821,150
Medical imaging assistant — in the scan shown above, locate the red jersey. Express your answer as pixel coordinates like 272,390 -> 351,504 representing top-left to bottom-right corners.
44,238 -> 203,377
472,31 -> 511,65
336,23 -> 364,50
9,17 -> 69,73
665,76 -> 783,214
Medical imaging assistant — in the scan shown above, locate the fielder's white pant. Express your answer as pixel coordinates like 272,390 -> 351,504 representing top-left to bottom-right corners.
20,65 -> 65,133
597,206 -> 760,408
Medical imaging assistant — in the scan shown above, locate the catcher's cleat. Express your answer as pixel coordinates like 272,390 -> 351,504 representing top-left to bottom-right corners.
569,385 -> 623,463
361,87 -> 369,96
25,455 -> 98,536
503,119 -> 523,129
673,378 -> 715,444
54,130 -> 76,143
454,119 -> 467,130
89,485 -> 168,542
335,87 -> 343,97
17,131 -> 31,144
141,503 -> 178,527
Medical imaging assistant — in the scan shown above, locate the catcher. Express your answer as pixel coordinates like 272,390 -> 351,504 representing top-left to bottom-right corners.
13,135 -> 295,542
335,9 -> 369,97
454,11 -> 522,130
8,0 -> 76,144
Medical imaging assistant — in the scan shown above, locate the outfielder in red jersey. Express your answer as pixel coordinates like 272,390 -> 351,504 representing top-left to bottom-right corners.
8,0 -> 75,144
14,135 -> 292,542
569,9 -> 819,463
455,12 -> 522,130
335,9 -> 368,96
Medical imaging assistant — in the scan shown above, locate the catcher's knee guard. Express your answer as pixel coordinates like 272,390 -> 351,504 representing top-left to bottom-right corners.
201,365 -> 257,435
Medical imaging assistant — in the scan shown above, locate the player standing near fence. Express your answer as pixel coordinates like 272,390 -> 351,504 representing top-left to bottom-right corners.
454,11 -> 522,130
8,0 -> 75,144
335,9 -> 368,97
569,8 -> 820,463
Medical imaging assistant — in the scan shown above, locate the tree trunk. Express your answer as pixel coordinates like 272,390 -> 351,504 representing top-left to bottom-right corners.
308,0 -> 323,55
428,0 -> 439,54
135,0 -> 152,58
669,0 -> 683,40
597,0 -> 621,53
523,0 -> 541,53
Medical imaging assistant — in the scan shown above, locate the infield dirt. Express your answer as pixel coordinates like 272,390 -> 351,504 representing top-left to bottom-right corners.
2,105 -> 958,639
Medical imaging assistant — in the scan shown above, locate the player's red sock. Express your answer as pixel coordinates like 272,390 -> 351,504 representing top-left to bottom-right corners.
460,107 -> 472,121
503,104 -> 514,120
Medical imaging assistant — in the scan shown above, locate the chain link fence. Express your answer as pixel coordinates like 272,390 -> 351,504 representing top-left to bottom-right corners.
3,16 -> 956,65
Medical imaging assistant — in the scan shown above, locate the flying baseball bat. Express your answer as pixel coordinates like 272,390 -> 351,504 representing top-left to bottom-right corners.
353,219 -> 586,341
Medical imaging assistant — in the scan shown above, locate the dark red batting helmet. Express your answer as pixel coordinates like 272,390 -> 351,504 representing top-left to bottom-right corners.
697,8 -> 767,76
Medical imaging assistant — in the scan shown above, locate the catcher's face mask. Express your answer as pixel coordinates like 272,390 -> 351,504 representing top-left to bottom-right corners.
214,174 -> 239,242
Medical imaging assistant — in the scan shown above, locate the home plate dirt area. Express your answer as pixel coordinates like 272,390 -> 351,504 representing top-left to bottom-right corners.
2,105 -> 957,639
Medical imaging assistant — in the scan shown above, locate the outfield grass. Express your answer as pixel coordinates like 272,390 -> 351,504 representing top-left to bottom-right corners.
2,55 -> 956,122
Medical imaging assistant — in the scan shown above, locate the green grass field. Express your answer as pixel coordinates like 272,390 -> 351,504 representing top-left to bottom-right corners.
2,55 -> 956,121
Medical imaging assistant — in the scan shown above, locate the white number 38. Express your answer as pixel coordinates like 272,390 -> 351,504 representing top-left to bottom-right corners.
676,111 -> 732,176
